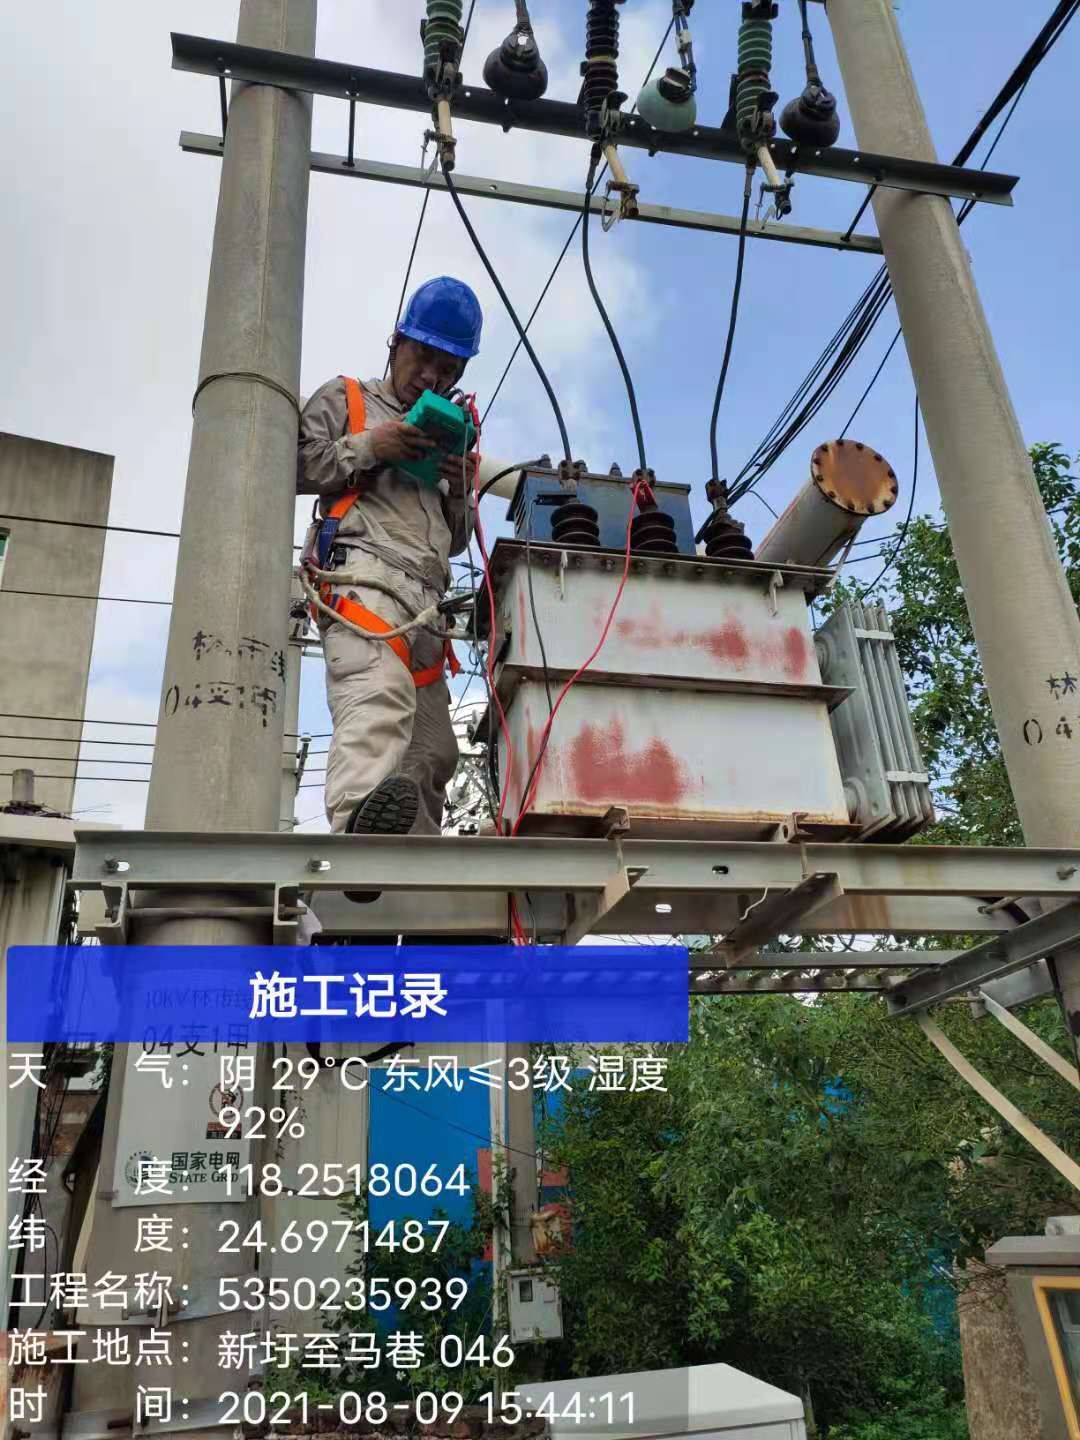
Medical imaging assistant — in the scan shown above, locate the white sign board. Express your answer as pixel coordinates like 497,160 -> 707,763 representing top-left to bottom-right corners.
112,1047 -> 252,1207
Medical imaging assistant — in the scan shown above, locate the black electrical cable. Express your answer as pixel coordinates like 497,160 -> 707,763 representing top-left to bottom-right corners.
856,395 -> 920,600
0,588 -> 173,606
709,171 -> 754,485
952,0 -> 1078,167
841,0 -> 1077,239
840,76 -> 1033,442
480,15 -> 676,430
839,328 -> 903,439
581,157 -> 648,475
0,512 -> 180,540
384,189 -> 434,380
1,772 -> 151,784
477,459 -> 544,504
797,0 -> 818,76
442,164 -> 573,467
738,0 -> 1080,504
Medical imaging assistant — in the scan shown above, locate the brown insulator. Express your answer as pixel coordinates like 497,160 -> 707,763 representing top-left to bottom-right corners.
630,509 -> 679,555
702,507 -> 754,560
551,499 -> 600,546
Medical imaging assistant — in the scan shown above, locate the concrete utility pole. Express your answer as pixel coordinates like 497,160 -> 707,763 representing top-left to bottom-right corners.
72,0 -> 316,1423
280,577 -> 308,831
828,0 -> 1080,1058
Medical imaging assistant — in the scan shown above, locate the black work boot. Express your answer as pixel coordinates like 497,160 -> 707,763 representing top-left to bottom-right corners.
343,775 -> 420,903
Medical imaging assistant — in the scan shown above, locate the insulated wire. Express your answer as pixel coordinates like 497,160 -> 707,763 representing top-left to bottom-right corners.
734,0 -> 1079,505
581,157 -> 648,475
480,16 -> 677,429
442,164 -> 573,468
856,395 -> 919,600
709,170 -> 754,485
841,82 -> 1028,443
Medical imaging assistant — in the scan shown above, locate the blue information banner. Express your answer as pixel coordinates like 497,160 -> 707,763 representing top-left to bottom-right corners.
7,945 -> 689,1044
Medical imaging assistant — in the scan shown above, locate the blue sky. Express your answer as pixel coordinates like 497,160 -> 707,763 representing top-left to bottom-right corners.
1,1 -> 1075,829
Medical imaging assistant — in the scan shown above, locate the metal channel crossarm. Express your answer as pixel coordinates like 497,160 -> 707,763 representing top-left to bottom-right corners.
886,902 -> 1080,1018
170,34 -> 1019,205
179,133 -> 885,254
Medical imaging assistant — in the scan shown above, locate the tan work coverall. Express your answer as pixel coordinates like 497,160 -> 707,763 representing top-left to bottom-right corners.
297,376 -> 473,834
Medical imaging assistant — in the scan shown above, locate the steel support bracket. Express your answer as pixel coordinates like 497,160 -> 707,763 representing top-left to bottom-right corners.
560,860 -> 648,947
917,1016 -> 1080,1193
76,878 -> 302,946
978,990 -> 1080,1091
887,901 -> 1080,1017
719,872 -> 845,963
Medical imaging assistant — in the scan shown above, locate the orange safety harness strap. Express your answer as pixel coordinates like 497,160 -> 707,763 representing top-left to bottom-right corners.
310,376 -> 459,689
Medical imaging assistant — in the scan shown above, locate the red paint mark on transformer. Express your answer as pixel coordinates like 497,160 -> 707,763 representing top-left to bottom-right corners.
616,614 -> 666,648
702,621 -> 750,667
617,613 -> 751,669
782,626 -> 807,678
569,719 -> 687,806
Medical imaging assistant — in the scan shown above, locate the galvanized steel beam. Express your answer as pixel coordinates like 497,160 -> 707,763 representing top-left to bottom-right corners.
694,949 -> 961,970
886,903 -> 1080,1017
170,34 -> 1018,206
692,970 -> 937,994
71,831 -> 1080,902
179,132 -> 886,255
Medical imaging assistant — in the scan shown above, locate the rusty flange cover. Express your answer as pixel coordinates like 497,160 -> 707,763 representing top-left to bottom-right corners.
811,439 -> 899,516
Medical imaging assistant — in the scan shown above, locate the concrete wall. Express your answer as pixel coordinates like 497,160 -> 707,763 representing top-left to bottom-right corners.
957,1261 -> 1042,1440
0,433 -> 113,813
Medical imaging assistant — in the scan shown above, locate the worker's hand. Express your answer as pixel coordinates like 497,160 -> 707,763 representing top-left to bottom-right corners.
440,451 -> 479,498
368,421 -> 437,466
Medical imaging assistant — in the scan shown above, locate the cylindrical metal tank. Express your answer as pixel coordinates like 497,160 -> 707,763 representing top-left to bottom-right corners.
755,440 -> 898,568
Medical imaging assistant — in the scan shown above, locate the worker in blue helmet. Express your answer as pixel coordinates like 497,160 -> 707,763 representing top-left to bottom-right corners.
297,277 -> 483,881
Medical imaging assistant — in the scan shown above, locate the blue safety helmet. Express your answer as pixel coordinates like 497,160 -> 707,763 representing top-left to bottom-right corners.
398,276 -> 483,360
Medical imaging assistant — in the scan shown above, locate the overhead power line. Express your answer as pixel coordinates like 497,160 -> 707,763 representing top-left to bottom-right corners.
0,710 -> 328,739
856,395 -> 920,599
1,588 -> 172,606
0,513 -> 180,540
732,0 -> 1080,505
480,15 -> 677,432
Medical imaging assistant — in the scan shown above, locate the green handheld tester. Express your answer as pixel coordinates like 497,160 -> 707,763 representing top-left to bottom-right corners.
399,391 -> 477,489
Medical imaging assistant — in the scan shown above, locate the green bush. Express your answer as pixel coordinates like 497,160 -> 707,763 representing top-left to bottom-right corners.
824,1395 -> 969,1440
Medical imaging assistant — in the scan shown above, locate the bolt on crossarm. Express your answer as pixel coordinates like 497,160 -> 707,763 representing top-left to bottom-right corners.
827,0 -> 1080,1060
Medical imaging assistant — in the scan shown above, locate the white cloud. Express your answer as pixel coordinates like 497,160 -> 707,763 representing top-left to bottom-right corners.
2,1 -> 672,831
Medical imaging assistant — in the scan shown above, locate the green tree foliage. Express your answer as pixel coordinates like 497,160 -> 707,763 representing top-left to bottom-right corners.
852,442 -> 1080,845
